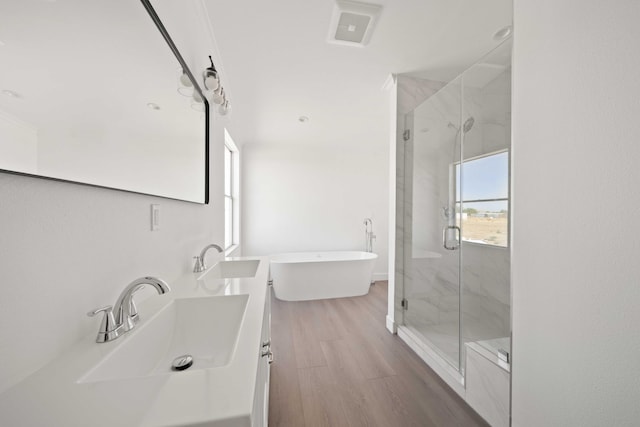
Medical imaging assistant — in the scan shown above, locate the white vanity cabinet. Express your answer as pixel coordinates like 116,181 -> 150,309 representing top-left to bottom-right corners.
252,283 -> 272,426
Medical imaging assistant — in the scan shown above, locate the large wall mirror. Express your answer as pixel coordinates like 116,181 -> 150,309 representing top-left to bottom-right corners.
0,0 -> 209,203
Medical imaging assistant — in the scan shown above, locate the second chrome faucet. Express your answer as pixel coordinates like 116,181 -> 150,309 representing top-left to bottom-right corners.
193,243 -> 223,273
88,276 -> 170,343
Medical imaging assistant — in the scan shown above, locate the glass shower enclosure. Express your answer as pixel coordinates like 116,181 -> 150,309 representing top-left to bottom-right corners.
400,40 -> 512,374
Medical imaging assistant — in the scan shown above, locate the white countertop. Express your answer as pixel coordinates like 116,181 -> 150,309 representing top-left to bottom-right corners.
0,256 -> 270,427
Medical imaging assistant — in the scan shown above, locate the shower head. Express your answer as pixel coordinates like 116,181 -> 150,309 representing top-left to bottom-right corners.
448,117 -> 475,133
463,117 -> 475,133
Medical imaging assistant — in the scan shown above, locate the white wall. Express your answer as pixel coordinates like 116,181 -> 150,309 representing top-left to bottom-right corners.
512,0 -> 640,425
242,143 -> 389,279
0,113 -> 229,393
0,111 -> 37,174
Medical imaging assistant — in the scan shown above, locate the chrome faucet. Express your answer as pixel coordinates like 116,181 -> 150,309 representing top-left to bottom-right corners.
364,218 -> 376,253
88,276 -> 170,343
193,243 -> 223,273
113,277 -> 170,332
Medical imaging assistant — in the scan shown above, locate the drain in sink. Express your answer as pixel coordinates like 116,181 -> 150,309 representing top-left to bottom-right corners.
172,355 -> 194,371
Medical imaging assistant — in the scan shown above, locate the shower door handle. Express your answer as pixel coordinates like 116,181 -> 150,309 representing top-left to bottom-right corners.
443,225 -> 460,250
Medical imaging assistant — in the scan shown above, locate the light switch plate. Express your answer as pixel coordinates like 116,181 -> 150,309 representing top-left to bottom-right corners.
151,204 -> 160,231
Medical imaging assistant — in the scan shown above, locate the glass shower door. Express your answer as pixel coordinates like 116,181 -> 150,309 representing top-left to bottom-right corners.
401,40 -> 512,374
402,77 -> 463,370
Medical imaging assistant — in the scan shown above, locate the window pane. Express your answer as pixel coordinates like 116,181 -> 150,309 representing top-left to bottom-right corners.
458,200 -> 508,247
225,196 -> 232,249
457,151 -> 508,201
224,146 -> 232,196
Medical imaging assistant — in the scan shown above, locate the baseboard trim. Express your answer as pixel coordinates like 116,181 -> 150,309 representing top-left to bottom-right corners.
373,273 -> 388,281
386,315 -> 397,334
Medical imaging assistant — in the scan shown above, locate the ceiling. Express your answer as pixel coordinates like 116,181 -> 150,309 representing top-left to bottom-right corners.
201,0 -> 512,148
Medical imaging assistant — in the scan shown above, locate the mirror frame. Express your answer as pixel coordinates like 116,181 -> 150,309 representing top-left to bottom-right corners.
140,0 -> 209,204
0,0 -> 210,204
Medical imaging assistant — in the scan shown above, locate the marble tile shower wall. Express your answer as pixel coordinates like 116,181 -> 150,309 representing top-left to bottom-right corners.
403,247 -> 510,340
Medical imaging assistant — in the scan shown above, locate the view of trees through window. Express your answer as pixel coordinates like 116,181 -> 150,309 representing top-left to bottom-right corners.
455,151 -> 509,247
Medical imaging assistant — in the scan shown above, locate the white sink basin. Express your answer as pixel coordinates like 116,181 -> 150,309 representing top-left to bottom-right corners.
201,259 -> 260,280
78,294 -> 249,384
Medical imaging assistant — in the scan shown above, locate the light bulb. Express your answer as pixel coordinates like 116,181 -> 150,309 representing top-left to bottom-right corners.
179,72 -> 193,87
204,75 -> 219,91
218,100 -> 231,115
177,69 -> 193,97
204,69 -> 219,91
212,87 -> 225,105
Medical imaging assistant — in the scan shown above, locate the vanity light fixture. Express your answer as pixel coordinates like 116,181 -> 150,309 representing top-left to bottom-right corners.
198,55 -> 230,114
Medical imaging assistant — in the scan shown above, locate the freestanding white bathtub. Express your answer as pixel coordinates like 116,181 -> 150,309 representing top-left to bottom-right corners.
270,251 -> 377,301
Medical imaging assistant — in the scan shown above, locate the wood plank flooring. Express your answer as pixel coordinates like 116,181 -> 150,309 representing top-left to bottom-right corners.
268,281 -> 489,427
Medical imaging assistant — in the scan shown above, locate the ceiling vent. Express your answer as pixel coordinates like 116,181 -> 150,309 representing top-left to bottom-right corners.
327,1 -> 382,47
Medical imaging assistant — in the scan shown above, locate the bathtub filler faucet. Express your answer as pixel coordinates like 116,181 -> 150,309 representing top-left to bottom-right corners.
364,218 -> 376,253
193,243 -> 224,273
88,276 -> 171,343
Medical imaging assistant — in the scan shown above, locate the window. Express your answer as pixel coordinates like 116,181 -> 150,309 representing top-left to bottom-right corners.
455,150 -> 509,247
224,130 -> 239,251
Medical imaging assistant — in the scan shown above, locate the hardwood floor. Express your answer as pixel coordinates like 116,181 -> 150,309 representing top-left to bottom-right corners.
268,281 -> 489,427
